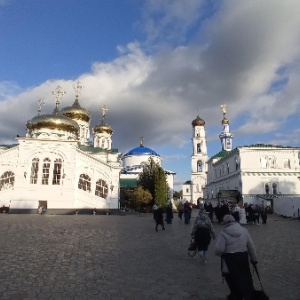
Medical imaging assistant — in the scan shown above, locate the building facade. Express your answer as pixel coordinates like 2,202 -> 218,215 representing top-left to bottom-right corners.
205,145 -> 300,215
0,83 -> 122,213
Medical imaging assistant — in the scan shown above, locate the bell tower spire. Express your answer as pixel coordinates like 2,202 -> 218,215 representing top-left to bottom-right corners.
219,104 -> 233,151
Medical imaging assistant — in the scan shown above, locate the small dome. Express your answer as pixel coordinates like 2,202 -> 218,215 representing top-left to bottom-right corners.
93,121 -> 113,134
221,117 -> 229,125
61,99 -> 90,122
123,145 -> 160,157
192,115 -> 205,127
26,113 -> 80,134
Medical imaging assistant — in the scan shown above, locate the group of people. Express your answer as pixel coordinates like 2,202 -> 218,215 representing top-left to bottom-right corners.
152,200 -> 267,299
244,203 -> 268,224
189,205 -> 267,300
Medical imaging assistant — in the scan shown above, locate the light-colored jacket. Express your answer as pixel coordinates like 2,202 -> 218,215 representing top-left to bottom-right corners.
215,221 -> 257,262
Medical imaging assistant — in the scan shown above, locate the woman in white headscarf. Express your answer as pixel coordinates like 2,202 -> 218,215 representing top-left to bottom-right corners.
215,214 -> 258,300
191,207 -> 215,263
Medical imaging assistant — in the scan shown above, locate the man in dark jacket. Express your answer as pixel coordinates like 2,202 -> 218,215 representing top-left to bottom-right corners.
154,206 -> 165,231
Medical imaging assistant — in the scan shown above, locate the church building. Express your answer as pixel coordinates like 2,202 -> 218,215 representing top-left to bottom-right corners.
120,138 -> 176,199
0,82 -> 176,214
0,82 -> 122,213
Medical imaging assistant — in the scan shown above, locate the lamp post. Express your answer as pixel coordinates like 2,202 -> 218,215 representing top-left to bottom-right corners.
110,185 -> 114,211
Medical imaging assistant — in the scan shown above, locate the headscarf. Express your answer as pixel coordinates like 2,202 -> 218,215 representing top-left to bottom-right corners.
222,214 -> 235,224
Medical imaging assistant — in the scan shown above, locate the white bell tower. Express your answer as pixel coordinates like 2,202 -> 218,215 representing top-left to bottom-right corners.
219,104 -> 233,151
190,114 -> 208,204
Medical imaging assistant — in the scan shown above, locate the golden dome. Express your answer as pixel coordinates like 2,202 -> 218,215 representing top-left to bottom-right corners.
221,117 -> 229,125
27,112 -> 80,135
61,99 -> 90,122
93,121 -> 113,134
192,115 -> 205,127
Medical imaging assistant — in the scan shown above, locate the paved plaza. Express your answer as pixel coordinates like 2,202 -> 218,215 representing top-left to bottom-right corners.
0,211 -> 299,300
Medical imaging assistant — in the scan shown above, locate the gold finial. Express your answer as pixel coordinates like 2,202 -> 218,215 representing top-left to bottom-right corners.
100,105 -> 109,121
73,81 -> 84,99
140,136 -> 144,146
52,86 -> 66,107
37,99 -> 45,115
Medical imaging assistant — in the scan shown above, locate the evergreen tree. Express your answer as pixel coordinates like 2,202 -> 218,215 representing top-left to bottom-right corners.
138,158 -> 169,207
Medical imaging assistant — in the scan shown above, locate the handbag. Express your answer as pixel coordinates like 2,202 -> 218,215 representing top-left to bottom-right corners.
188,239 -> 197,257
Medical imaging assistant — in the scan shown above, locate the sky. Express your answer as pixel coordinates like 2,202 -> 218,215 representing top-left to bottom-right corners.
1,0 -> 300,191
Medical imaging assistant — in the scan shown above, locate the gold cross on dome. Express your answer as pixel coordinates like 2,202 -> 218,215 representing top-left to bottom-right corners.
100,105 -> 109,118
221,104 -> 227,114
52,86 -> 66,106
37,98 -> 45,115
73,81 -> 84,98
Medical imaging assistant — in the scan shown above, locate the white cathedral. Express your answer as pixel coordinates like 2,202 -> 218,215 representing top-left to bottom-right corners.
183,105 -> 300,218
0,82 -> 175,214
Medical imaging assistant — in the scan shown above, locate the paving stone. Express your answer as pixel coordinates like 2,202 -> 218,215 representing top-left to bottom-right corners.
0,213 -> 299,299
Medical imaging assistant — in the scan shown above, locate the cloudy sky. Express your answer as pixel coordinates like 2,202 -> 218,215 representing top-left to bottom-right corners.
1,0 -> 300,190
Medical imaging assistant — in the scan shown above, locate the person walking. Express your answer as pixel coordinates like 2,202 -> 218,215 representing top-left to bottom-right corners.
184,201 -> 192,224
165,202 -> 173,224
154,205 -> 166,231
191,207 -> 215,263
178,201 -> 184,220
215,214 -> 258,300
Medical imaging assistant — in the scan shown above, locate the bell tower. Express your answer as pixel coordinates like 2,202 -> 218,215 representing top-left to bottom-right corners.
190,114 -> 208,204
219,104 -> 233,151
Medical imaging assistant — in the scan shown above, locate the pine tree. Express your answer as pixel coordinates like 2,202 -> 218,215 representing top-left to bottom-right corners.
138,158 -> 169,207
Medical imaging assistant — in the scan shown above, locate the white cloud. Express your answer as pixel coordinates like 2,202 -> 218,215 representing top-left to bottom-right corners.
1,0 -> 300,167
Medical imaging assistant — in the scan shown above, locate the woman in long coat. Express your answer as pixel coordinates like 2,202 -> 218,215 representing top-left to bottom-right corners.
215,214 -> 258,300
191,207 -> 215,263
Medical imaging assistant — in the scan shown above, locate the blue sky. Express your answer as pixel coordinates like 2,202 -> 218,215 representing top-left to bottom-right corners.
1,0 -> 300,191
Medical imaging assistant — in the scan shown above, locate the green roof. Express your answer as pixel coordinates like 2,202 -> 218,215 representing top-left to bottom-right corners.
210,149 -> 230,160
120,178 -> 138,188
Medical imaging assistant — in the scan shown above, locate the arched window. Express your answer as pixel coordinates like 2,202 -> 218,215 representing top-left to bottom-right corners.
235,158 -> 239,170
101,139 -> 105,148
42,158 -> 51,185
30,158 -> 39,184
95,179 -> 108,198
227,162 -> 230,174
78,174 -> 91,192
283,159 -> 290,169
265,183 -> 269,195
0,171 -> 15,190
53,158 -> 62,185
260,156 -> 267,168
272,183 -> 278,195
197,143 -> 201,153
268,156 -> 276,168
197,160 -> 203,172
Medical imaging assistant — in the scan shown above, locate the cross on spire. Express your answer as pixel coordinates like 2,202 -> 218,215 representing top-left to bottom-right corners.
100,105 -> 109,121
73,81 -> 84,99
37,99 -> 45,115
221,104 -> 227,115
52,86 -> 66,107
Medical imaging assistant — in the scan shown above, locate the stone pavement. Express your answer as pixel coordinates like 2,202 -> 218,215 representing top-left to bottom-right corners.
0,212 -> 299,300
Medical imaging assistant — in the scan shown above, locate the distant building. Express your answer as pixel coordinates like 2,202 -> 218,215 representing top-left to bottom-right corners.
206,144 -> 300,210
184,105 -> 300,217
120,138 -> 176,199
